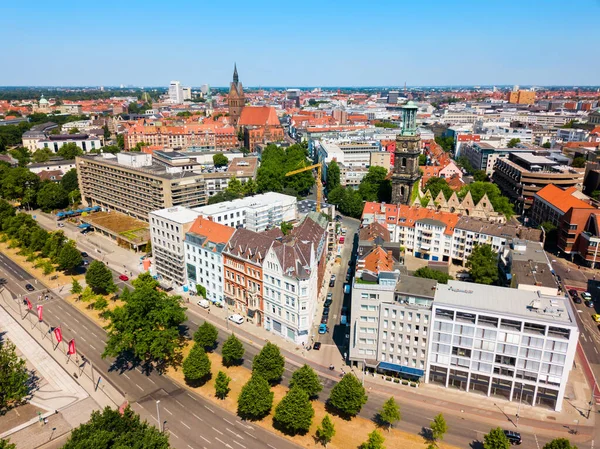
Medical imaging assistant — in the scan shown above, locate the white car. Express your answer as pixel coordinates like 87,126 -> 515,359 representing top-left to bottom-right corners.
229,314 -> 244,325
197,299 -> 210,309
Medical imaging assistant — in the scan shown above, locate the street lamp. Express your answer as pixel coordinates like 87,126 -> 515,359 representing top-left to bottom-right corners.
156,400 -> 161,432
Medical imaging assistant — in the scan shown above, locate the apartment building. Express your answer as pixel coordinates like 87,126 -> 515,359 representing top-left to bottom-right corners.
316,141 -> 383,173
37,133 -> 102,153
460,142 -> 518,176
349,266 -> 436,379
184,217 -> 235,304
125,122 -> 238,151
194,192 -> 297,232
530,184 -> 593,227
493,153 -> 585,214
426,281 -> 579,411
150,206 -> 202,286
77,153 -> 206,222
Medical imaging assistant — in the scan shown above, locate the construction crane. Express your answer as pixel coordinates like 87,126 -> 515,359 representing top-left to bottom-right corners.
285,163 -> 323,212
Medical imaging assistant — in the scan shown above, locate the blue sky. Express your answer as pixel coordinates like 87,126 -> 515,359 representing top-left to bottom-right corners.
1,0 -> 599,87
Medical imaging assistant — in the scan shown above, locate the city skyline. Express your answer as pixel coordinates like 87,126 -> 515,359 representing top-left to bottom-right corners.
1,0 -> 599,87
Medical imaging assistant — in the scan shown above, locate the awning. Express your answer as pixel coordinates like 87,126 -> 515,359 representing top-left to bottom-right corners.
364,359 -> 379,369
378,362 -> 424,377
78,223 -> 91,229
419,245 -> 430,251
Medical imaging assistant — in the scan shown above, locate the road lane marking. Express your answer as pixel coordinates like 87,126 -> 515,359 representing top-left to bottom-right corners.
181,422 -> 191,429
187,446 -> 194,449
175,400 -> 184,407
169,430 -> 179,439
57,305 -> 64,310
192,413 -> 203,421
211,426 -> 223,435
187,393 -> 197,401
164,407 -> 173,415
204,405 -> 214,412
268,444 -> 277,449
232,441 -> 245,448
89,344 -> 96,350
147,378 -> 156,384
595,347 -> 599,354
237,421 -> 253,430
80,336 -> 87,342
123,374 -> 130,380
136,384 -> 144,391
243,431 -> 256,439
199,435 -> 210,443
223,418 -> 234,425
73,318 -> 80,323
214,437 -> 228,447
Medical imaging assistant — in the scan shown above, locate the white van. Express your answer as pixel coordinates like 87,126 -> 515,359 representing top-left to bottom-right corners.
229,314 -> 244,325
197,299 -> 210,309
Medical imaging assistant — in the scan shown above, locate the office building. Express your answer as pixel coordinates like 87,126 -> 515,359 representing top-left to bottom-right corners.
36,134 -> 102,154
194,192 -> 297,232
426,281 -> 579,411
76,153 -> 206,222
169,81 -> 184,104
185,217 -> 235,304
530,184 -> 593,227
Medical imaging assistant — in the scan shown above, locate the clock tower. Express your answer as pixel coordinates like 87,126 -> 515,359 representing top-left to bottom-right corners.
391,101 -> 421,204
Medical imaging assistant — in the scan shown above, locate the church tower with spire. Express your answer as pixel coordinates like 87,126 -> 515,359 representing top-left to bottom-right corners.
391,101 -> 422,204
228,64 -> 245,127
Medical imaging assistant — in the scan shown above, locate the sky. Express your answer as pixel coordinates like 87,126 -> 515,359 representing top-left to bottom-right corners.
1,0 -> 599,87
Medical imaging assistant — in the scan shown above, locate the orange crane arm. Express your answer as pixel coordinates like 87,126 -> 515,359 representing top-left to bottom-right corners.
285,163 -> 323,212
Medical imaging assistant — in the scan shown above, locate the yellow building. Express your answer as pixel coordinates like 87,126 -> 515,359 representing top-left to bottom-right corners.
508,90 -> 535,105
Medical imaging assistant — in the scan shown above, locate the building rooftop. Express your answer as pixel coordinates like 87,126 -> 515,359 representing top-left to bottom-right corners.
395,275 -> 437,299
434,281 -> 575,325
535,185 -> 593,214
78,154 -> 205,180
195,192 -> 296,215
226,157 -> 259,177
151,206 -> 201,224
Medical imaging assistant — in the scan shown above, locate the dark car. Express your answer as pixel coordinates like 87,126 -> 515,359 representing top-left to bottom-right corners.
324,298 -> 333,308
569,290 -> 582,304
341,306 -> 348,316
81,252 -> 89,258
321,315 -> 329,324
329,280 -> 335,287
25,283 -> 35,292
585,300 -> 594,308
503,430 -> 522,445
322,307 -> 330,316
313,342 -> 321,350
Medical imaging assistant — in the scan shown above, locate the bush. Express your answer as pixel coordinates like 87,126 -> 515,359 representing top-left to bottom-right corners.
215,371 -> 231,399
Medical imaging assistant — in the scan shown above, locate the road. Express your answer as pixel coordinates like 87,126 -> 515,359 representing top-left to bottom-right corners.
0,252 -> 299,449
3,215 -> 596,448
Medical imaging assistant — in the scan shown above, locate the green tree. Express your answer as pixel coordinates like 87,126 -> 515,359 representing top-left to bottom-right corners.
70,278 -> 82,295
419,154 -> 427,165
57,241 -> 83,273
280,221 -> 293,235
61,168 -> 79,193
131,142 -> 150,152
424,177 -> 453,201
327,161 -> 341,191
358,166 -> 391,203
116,134 -> 125,149
68,127 -> 80,134
466,244 -> 499,285
213,153 -> 229,167
242,178 -> 257,196
85,260 -> 116,294
542,141 -> 552,149
36,182 -> 69,212
327,373 -> 368,417
103,273 -> 187,368
591,190 -> 600,201
40,230 -> 66,261
195,284 -> 206,298
413,267 -> 453,284
182,343 -> 211,386
330,187 -> 365,218
2,167 -> 40,202
0,340 -> 29,413
359,430 -> 385,449
435,136 -> 454,152
222,334 -> 245,366
252,342 -> 285,384
316,414 -> 336,447
103,125 -> 111,140
572,157 -> 586,168
473,170 -> 488,182
227,176 -> 243,196
62,406 -> 169,449
7,147 -> 30,166
539,221 -> 558,250
378,397 -> 401,431
193,322 -> 218,351
459,181 -> 514,218
507,138 -> 521,148
101,145 -> 121,154
483,427 -> 511,449
274,386 -> 314,435
0,438 -> 16,449
237,375 -> 274,420
207,190 -> 242,205
32,148 -> 53,163
430,413 -> 448,446
542,438 -> 578,449
57,142 -> 84,159
457,156 -> 474,174
215,370 -> 231,399
289,364 -> 322,399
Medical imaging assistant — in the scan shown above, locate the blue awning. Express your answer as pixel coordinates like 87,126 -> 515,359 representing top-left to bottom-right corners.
78,223 -> 91,229
378,362 -> 424,377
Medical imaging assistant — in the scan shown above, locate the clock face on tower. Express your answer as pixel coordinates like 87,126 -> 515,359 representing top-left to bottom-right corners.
402,143 -> 407,148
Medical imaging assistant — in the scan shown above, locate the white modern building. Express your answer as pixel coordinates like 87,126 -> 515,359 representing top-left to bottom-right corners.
150,206 -> 202,286
169,81 -> 184,104
426,281 -> 579,411
194,192 -> 297,232
184,217 -> 235,304
36,134 -> 102,153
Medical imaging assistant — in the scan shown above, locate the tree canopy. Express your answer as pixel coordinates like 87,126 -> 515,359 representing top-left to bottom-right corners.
289,364 -> 322,399
193,322 -> 218,351
358,166 -> 391,203
328,373 -> 368,417
483,427 -> 511,449
328,186 -> 364,218
222,334 -> 245,366
359,430 -> 385,449
85,260 -> 116,294
424,177 -> 454,201
316,414 -> 335,447
507,138 -> 521,148
237,375 -> 274,420
102,273 -> 186,369
435,136 -> 454,152
215,371 -> 231,399
413,267 -> 453,284
61,168 -> 79,193
572,157 -> 586,168
57,142 -> 84,160
542,438 -> 578,449
213,153 -> 229,167
36,182 -> 69,212
57,241 -> 83,273
274,386 -> 314,435
182,343 -> 211,386
256,144 -> 314,196
252,342 -> 285,384
378,397 -> 401,431
32,148 -> 53,163
0,340 -> 29,414
327,161 -> 341,191
62,406 -> 170,449
466,244 -> 499,285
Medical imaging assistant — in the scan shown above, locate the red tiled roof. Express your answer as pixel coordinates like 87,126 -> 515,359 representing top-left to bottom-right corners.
535,185 -> 594,213
361,246 -> 395,273
188,217 -> 235,245
238,106 -> 280,127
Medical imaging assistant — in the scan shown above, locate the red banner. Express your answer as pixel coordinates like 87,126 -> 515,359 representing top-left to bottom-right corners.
25,298 -> 32,310
36,305 -> 43,321
54,327 -> 63,344
67,339 -> 76,355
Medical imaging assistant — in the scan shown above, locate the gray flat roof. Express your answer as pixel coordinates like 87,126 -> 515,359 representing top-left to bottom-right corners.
396,275 -> 437,298
434,280 -> 575,325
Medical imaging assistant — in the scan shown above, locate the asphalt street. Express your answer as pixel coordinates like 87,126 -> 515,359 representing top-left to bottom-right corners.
0,251 -> 299,449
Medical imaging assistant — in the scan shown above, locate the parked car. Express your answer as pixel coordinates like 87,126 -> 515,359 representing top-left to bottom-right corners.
228,314 -> 244,325
313,342 -> 322,350
326,292 -> 333,301
119,274 -> 129,281
57,223 -> 65,228
585,300 -> 594,308
340,315 -> 348,325
82,259 -> 90,266
318,324 -> 328,334
321,316 -> 329,324
80,252 -> 89,258
324,298 -> 333,308
592,314 -> 600,323
581,292 -> 592,301
503,430 -> 522,445
569,289 -> 582,303
341,306 -> 348,315
197,299 -> 210,309
322,307 -> 330,316
25,283 -> 35,292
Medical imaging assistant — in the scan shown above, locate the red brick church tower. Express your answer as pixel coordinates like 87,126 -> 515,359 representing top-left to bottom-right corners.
228,64 -> 245,127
